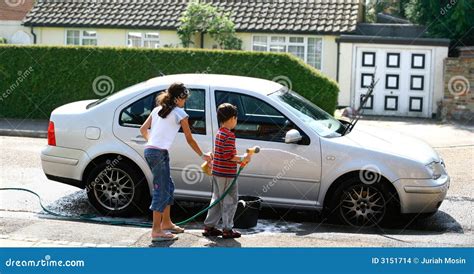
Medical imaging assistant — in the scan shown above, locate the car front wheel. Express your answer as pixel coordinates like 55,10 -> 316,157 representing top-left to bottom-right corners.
329,178 -> 398,227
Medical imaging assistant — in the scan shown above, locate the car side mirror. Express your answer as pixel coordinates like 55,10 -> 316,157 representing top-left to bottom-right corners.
285,129 -> 302,144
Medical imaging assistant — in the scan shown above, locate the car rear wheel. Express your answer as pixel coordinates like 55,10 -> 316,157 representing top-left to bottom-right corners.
329,178 -> 398,227
86,160 -> 149,217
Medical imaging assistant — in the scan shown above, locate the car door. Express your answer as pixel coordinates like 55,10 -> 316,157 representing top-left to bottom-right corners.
113,85 -> 213,199
210,88 -> 321,208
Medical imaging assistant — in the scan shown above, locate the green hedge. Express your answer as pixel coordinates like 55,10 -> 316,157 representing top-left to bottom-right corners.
0,45 -> 338,119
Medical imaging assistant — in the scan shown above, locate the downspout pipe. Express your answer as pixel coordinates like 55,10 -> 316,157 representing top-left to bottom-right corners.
30,26 -> 37,44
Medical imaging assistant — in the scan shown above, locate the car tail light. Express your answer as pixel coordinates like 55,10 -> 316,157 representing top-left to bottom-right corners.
48,121 -> 56,146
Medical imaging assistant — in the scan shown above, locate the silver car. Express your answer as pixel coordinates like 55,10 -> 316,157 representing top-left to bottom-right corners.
40,74 -> 450,227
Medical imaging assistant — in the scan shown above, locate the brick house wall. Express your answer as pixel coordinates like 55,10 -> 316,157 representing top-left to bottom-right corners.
441,47 -> 474,123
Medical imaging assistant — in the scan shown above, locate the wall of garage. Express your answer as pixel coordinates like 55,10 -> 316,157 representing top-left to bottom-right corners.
337,40 -> 448,118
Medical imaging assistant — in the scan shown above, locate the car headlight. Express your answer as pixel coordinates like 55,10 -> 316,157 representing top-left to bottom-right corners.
427,161 -> 443,179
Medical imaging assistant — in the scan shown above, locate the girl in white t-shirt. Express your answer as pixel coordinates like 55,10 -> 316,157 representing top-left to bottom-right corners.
140,82 -> 212,242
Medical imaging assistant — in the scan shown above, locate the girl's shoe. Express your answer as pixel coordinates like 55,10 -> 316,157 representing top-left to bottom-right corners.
222,229 -> 241,239
202,226 -> 223,237
151,233 -> 178,242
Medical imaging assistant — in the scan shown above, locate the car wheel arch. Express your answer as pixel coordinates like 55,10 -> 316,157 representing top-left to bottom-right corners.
82,153 -> 151,194
322,170 -> 400,214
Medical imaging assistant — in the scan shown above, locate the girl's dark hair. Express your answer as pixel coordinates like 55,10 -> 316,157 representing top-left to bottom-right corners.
217,103 -> 238,124
156,82 -> 189,118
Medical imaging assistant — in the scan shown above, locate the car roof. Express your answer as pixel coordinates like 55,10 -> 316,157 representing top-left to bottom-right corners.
145,74 -> 283,95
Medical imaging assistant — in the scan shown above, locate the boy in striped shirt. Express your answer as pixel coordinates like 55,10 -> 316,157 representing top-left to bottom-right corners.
203,103 -> 252,239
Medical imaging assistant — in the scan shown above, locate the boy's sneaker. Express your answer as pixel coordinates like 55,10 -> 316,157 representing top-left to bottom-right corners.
222,229 -> 241,239
202,226 -> 223,237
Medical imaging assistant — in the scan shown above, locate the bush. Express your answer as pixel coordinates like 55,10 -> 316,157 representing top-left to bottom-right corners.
0,45 -> 339,119
0,37 -> 7,44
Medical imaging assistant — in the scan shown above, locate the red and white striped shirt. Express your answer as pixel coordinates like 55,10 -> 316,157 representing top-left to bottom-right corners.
212,127 -> 237,178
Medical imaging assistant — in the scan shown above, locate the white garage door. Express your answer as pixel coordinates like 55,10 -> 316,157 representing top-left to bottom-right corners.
353,46 -> 432,118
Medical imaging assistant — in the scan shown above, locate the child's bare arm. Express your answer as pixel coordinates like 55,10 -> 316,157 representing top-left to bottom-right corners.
139,114 -> 152,141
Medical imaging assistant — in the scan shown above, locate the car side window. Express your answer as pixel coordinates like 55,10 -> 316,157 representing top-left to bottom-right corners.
119,93 -> 155,127
179,89 -> 206,135
215,90 -> 309,144
119,89 -> 206,135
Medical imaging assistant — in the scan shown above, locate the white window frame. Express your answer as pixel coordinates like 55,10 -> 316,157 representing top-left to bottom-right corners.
251,34 -> 323,70
126,31 -> 160,48
65,29 -> 97,46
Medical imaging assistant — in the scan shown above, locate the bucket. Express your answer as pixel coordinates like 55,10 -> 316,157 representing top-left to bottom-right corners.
233,196 -> 262,229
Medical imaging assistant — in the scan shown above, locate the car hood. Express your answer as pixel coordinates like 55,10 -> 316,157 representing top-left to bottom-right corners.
343,125 -> 440,164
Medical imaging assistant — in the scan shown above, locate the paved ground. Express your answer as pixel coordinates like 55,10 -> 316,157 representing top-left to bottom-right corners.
0,117 -> 472,247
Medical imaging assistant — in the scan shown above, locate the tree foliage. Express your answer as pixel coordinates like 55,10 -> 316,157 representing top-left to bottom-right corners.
177,1 -> 242,50
404,0 -> 473,45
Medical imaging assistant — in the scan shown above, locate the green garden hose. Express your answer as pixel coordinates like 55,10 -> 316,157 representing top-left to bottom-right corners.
0,166 -> 245,228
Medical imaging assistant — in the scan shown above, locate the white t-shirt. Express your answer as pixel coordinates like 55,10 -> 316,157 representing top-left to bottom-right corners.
145,106 -> 189,150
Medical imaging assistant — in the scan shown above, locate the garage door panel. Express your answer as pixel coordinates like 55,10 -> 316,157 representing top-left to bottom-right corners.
354,47 -> 432,118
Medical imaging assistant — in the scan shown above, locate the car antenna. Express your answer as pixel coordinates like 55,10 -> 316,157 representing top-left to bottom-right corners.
342,72 -> 379,135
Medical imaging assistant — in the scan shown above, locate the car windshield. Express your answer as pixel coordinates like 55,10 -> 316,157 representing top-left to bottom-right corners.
270,89 -> 344,137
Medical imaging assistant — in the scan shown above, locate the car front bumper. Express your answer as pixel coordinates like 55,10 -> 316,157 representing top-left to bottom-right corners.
41,145 -> 91,188
392,174 -> 450,214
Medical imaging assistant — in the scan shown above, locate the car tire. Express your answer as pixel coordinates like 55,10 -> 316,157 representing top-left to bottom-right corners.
86,159 -> 150,217
328,177 -> 399,227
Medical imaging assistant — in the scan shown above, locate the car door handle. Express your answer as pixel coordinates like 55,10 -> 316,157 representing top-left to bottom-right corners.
131,136 -> 146,142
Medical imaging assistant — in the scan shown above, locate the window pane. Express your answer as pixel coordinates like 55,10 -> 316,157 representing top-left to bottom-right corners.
215,90 -> 292,142
252,36 -> 267,51
307,37 -> 322,69
270,36 -> 285,43
83,30 -> 96,37
66,30 -> 80,45
145,32 -> 159,39
182,89 -> 206,135
289,37 -> 304,43
120,94 -> 154,126
144,40 -> 160,48
82,39 -> 97,46
288,45 -> 305,60
127,32 -> 142,47
269,44 -> 286,52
